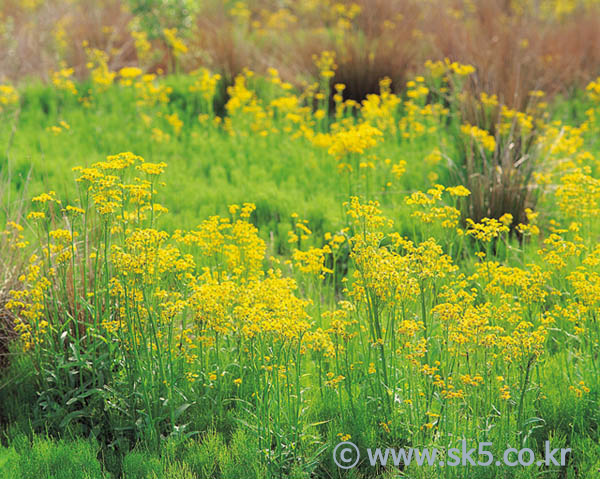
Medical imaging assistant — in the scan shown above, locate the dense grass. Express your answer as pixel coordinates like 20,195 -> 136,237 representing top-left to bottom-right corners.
2,75 -> 440,250
2,59 -> 600,479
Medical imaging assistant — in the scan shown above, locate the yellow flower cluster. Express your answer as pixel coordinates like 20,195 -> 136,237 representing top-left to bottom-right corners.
327,122 -> 384,162
190,68 -> 222,103
6,256 -> 50,351
163,28 -> 188,56
51,66 -> 78,95
460,123 -> 496,152
85,46 -> 116,92
0,84 -> 19,112
587,76 -> 600,102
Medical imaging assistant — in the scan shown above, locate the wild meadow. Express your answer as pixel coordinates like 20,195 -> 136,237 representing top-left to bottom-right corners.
2,1 -> 600,478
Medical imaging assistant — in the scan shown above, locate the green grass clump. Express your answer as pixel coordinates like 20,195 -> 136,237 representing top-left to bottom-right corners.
0,436 -> 104,479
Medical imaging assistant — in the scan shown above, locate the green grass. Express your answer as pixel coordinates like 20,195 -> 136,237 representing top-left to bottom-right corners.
1,76 -> 442,252
3,71 -> 600,479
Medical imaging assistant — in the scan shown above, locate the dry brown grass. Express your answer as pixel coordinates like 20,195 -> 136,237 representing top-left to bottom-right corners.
191,4 -> 264,83
183,0 -> 600,105
454,125 -> 541,227
424,0 -> 600,108
0,0 -> 134,82
3,0 -> 600,102
283,0 -> 423,100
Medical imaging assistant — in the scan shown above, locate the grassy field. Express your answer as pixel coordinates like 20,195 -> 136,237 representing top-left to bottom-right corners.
3,1 -> 600,479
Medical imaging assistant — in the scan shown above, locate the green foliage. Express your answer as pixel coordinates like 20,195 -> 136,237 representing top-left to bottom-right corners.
0,436 -> 105,479
126,0 -> 199,37
3,60 -> 600,479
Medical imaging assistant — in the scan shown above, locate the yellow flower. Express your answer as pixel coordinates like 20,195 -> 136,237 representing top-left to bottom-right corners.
65,205 -> 85,215
460,123 -> 496,152
190,68 -> 221,103
313,51 -> 336,79
446,185 -> 471,197
52,67 -> 77,95
0,84 -> 19,111
137,162 -> 167,176
32,191 -> 61,205
163,28 -> 188,55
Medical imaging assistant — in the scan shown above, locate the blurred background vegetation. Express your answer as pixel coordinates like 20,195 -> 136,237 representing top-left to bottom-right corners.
2,0 -> 600,107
